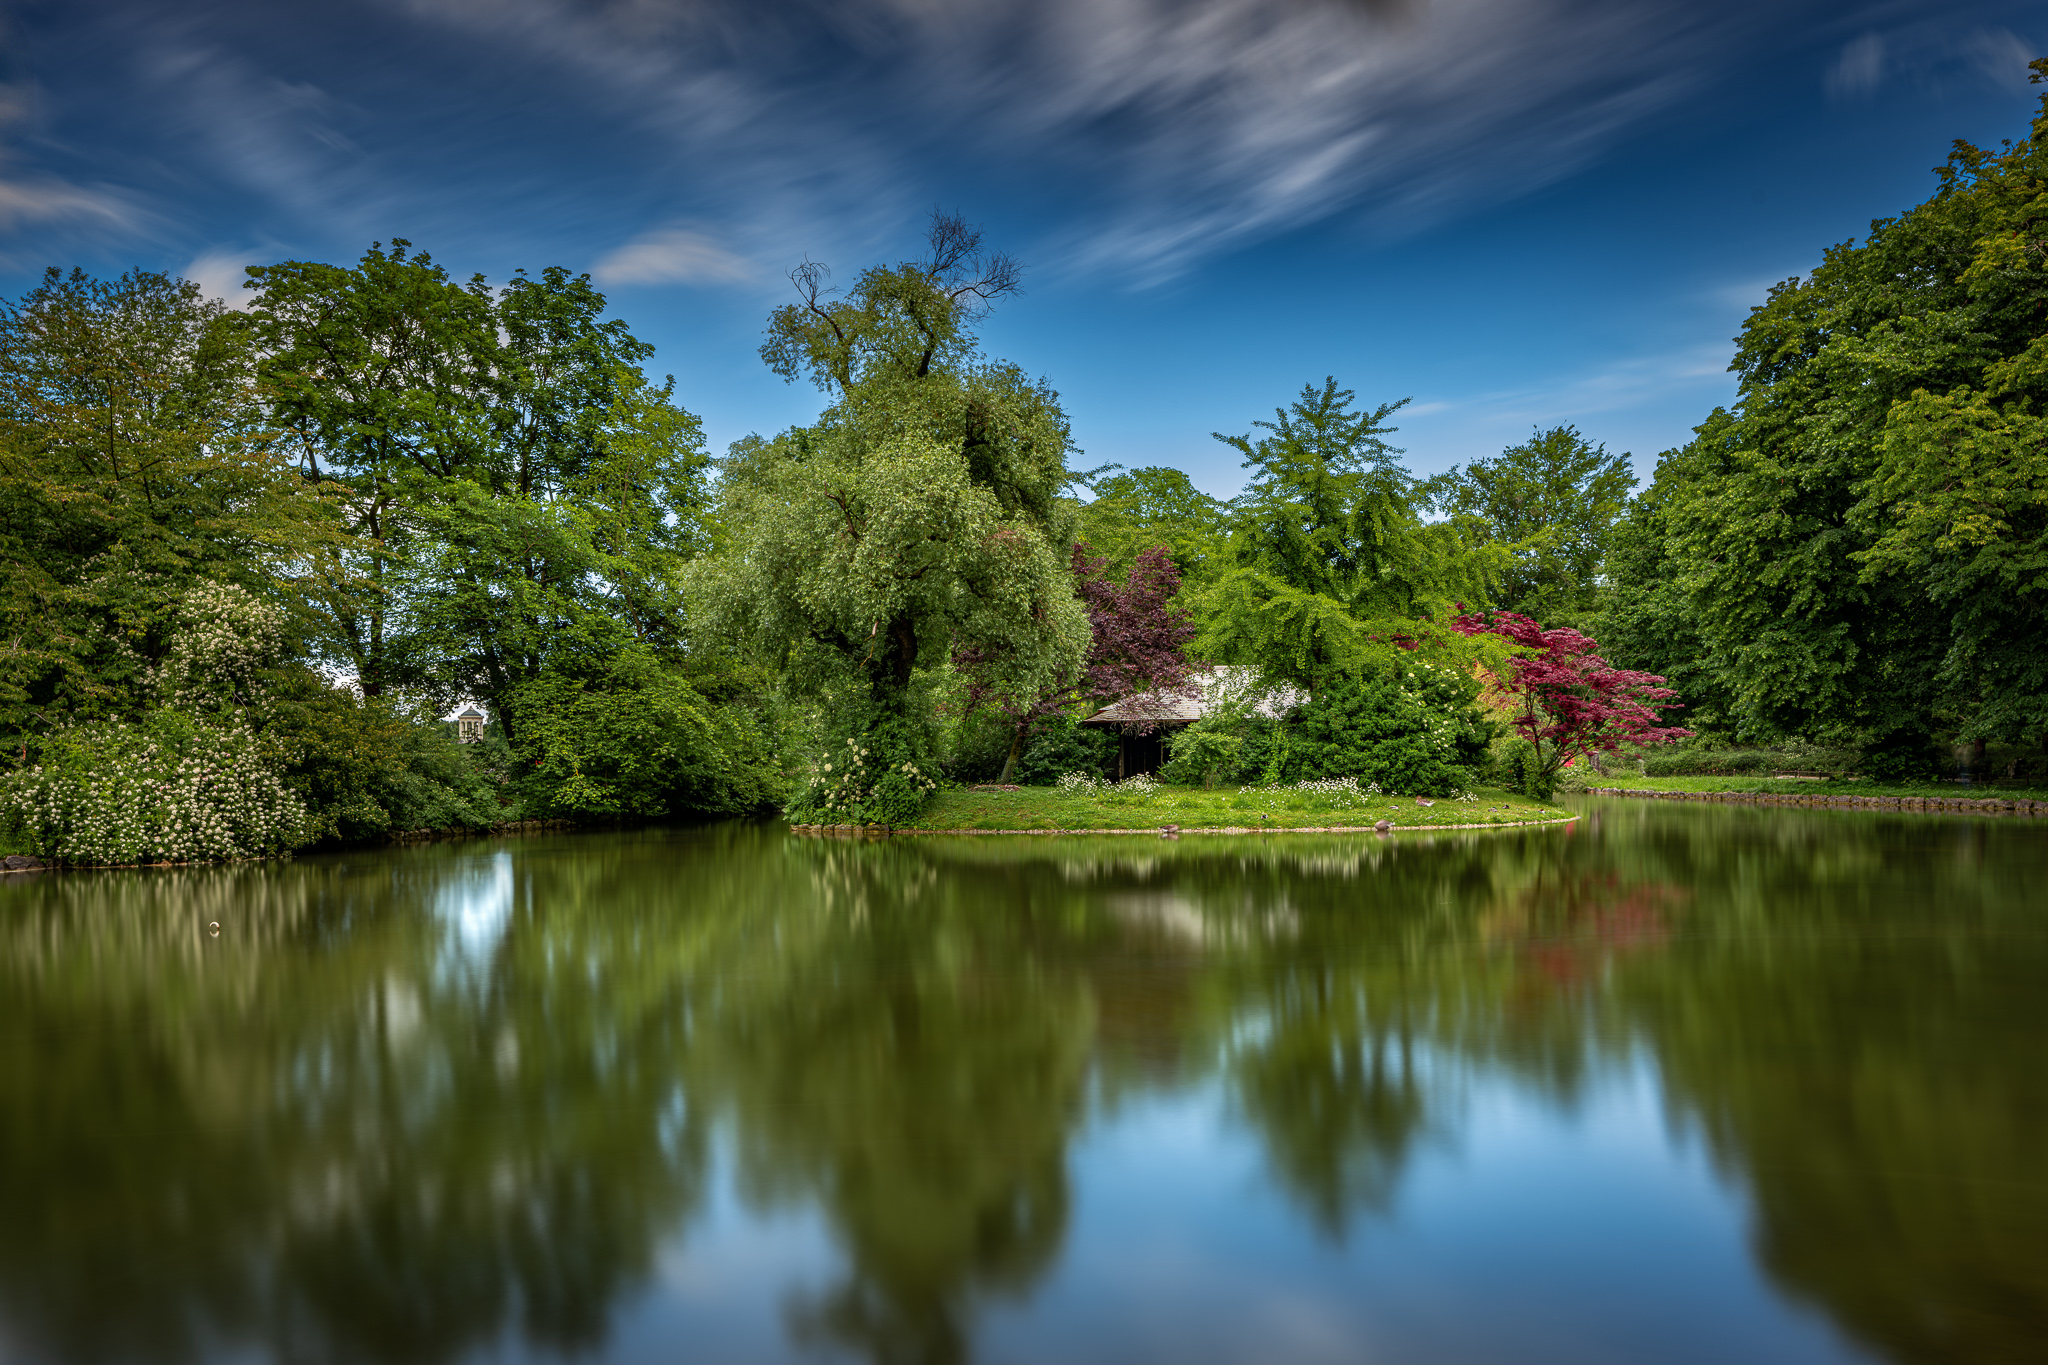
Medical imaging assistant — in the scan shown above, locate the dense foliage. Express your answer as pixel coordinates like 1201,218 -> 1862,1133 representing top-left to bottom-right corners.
1432,424 -> 1635,624
1200,379 -> 1505,692
1597,64 -> 2048,773
67,95 -> 2048,854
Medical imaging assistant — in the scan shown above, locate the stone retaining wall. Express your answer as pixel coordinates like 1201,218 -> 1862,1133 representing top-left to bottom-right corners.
1584,787 -> 2046,816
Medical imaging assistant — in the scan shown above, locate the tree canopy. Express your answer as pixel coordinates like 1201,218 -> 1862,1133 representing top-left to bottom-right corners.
1200,378 -> 1505,692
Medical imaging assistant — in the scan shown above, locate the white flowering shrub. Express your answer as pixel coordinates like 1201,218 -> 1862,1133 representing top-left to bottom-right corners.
1055,770 -> 1103,795
1115,772 -> 1160,795
149,580 -> 288,712
788,734 -> 938,825
2,709 -> 310,865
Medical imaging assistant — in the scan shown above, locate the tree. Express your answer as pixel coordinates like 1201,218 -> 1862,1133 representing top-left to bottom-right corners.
1452,609 -> 1689,797
1201,378 -> 1505,691
243,243 -> 709,730
705,213 -> 1089,811
0,267 -> 341,748
959,542 -> 1196,782
1606,61 -> 2048,756
1593,440 -> 1737,733
1433,424 -> 1635,621
1074,466 -> 1231,593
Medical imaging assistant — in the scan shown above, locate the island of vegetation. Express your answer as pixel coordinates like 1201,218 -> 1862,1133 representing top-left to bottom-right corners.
7,72 -> 2048,864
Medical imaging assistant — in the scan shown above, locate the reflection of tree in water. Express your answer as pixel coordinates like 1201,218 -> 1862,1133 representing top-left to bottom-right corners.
0,836 -> 731,1364
734,840 -> 1092,1365
1595,806 -> 2048,1365
21,811 -> 2039,1365
916,832 -> 1598,1242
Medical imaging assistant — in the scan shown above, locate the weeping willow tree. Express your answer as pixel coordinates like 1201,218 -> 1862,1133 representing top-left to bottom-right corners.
701,214 -> 1090,817
1200,378 -> 1510,692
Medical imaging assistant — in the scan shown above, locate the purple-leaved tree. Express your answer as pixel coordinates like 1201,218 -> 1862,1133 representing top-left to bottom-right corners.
960,543 -> 1196,782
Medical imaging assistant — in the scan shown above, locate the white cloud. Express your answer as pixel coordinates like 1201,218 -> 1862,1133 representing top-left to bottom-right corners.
182,249 -> 261,307
1825,32 -> 1887,98
591,225 -> 756,286
0,174 -> 134,231
1825,22 -> 2039,101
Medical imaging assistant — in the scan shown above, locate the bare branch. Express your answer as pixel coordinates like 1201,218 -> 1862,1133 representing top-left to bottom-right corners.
919,209 -> 1024,321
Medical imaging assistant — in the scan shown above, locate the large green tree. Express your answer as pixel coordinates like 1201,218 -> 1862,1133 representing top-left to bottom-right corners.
704,214 -> 1089,795
1604,62 -> 2048,758
1200,378 -> 1504,691
242,243 -> 710,733
1432,423 -> 1634,622
1073,465 -> 1231,594
0,268 -> 340,748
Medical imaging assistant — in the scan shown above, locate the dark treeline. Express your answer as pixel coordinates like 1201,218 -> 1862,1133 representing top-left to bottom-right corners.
7,73 -> 2047,862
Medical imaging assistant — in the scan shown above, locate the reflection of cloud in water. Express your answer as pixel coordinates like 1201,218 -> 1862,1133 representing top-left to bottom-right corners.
1108,891 -> 1299,947
1107,893 -> 1209,945
435,850 -> 514,973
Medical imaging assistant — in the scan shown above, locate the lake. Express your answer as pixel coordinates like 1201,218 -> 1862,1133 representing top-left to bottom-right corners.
1,798 -> 2042,1364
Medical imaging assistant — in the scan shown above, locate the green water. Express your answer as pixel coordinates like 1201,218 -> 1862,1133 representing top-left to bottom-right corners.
1,799 -> 2043,1364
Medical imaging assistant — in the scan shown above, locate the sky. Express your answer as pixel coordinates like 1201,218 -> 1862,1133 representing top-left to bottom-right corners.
3,0 -> 2043,496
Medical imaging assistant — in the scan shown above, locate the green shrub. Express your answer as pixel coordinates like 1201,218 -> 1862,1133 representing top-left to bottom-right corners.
786,711 -> 940,825
1494,737 -> 1552,800
1279,673 -> 1483,797
1861,727 -> 1940,782
1637,743 -> 1861,778
1,709 -> 310,865
514,647 -> 782,820
1158,724 -> 1243,788
944,708 -> 1019,782
267,675 -> 503,841
1015,717 -> 1115,785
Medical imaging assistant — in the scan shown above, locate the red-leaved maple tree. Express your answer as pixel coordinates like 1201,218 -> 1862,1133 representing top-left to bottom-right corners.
1451,609 -> 1689,790
959,542 -> 1195,780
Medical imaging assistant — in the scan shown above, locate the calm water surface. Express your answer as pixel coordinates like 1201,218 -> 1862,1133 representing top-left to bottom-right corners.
2,799 -> 2045,1365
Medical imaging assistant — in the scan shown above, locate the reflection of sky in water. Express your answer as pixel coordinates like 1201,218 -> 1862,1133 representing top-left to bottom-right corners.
590,1059 -> 1875,1365
435,850 -> 514,975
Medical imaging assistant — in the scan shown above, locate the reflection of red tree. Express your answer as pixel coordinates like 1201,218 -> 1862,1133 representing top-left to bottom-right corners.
1485,874 -> 1684,991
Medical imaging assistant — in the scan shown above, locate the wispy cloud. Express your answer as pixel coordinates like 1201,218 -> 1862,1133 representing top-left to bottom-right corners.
592,225 -> 756,286
1408,344 -> 1735,442
0,174 -> 134,232
0,79 -> 142,244
398,0 -> 1761,285
1824,21 -> 2038,100
1826,33 -> 1888,98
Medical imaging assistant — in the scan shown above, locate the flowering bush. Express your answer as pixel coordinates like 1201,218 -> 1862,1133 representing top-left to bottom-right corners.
2,709 -> 309,865
148,580 -> 287,713
1052,771 -> 1160,799
787,730 -> 939,825
1279,776 -> 1381,798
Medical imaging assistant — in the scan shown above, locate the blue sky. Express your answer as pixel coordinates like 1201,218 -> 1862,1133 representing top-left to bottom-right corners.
4,0 -> 2042,494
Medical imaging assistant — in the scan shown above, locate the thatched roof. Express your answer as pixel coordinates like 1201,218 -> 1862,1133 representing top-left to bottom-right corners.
1081,666 -> 1303,727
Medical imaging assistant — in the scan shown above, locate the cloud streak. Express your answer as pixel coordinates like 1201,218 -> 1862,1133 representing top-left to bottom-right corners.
592,225 -> 756,286
396,0 -> 1772,284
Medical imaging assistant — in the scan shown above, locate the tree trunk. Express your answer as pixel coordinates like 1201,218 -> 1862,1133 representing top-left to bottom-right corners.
997,720 -> 1029,784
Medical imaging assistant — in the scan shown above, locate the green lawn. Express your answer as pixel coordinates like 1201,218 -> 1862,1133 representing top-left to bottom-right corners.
1574,772 -> 2048,801
883,783 -> 1571,833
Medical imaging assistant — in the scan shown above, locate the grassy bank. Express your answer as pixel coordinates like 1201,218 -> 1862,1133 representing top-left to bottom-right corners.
883,783 -> 1571,833
1574,773 -> 2048,801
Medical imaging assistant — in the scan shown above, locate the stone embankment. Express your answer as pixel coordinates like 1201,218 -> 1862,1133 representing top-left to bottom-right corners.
1585,787 -> 2046,816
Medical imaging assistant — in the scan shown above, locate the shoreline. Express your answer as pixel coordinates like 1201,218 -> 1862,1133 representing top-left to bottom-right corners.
792,815 -> 1582,838
1582,787 -> 2048,816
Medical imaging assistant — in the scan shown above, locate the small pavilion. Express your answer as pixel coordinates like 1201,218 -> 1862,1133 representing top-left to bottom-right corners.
1080,666 -> 1302,778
